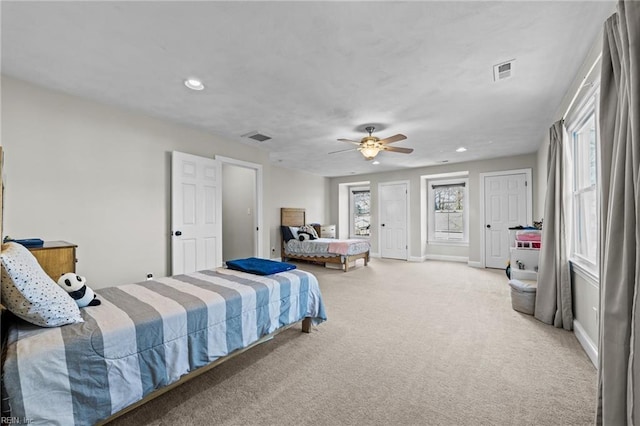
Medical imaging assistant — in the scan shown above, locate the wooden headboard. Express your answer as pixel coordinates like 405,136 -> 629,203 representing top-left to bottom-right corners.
281,207 -> 306,227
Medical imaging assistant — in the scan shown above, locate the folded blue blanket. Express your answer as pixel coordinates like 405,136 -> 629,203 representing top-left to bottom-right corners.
6,238 -> 44,248
225,257 -> 296,275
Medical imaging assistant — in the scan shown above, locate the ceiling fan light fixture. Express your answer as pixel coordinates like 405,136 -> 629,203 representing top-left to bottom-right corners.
360,146 -> 380,160
338,126 -> 410,161
364,136 -> 377,144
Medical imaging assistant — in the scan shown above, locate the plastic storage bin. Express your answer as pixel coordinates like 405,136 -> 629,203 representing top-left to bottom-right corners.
508,279 -> 537,315
515,230 -> 542,249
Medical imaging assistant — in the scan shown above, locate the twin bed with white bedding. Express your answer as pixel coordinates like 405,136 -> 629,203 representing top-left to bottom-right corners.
280,208 -> 370,272
284,237 -> 371,258
1,258 -> 326,426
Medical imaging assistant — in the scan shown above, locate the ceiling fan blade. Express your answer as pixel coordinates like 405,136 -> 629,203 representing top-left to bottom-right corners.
382,146 -> 413,154
337,138 -> 361,144
329,147 -> 357,154
378,134 -> 407,145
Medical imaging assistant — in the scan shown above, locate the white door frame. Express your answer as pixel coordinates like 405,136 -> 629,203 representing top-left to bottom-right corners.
377,180 -> 410,260
215,155 -> 264,258
479,168 -> 532,268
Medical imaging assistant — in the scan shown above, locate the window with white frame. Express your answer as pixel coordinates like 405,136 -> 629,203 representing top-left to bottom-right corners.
569,95 -> 599,270
350,187 -> 370,238
428,179 -> 468,243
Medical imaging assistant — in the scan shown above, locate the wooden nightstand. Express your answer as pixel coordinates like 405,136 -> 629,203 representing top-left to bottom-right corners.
320,225 -> 336,239
28,241 -> 77,281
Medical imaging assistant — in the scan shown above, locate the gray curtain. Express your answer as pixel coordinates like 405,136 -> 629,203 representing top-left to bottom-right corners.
597,2 -> 640,424
534,120 -> 573,330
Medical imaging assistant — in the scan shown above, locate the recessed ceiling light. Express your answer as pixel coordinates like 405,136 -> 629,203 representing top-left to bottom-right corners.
456,147 -> 467,153
372,161 -> 380,165
184,78 -> 204,91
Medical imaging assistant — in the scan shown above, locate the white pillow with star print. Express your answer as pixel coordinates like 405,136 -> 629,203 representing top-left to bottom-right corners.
1,242 -> 83,327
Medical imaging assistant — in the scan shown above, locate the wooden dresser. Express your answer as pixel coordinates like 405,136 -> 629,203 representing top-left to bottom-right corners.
320,225 -> 336,239
28,241 -> 77,281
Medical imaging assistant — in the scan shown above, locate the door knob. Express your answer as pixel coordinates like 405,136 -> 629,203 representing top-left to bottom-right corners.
486,224 -> 491,229
381,224 -> 386,227
175,231 -> 182,236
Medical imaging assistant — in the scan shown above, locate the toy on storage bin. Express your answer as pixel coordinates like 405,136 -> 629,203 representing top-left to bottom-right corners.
57,272 -> 101,307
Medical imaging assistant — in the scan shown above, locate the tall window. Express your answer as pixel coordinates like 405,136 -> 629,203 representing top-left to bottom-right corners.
570,107 -> 598,269
350,187 -> 370,238
428,178 -> 468,243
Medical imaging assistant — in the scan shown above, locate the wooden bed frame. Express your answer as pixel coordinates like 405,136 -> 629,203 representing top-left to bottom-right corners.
280,207 -> 369,272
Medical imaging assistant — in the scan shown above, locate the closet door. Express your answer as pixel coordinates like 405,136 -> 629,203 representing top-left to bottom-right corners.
379,181 -> 409,260
484,171 -> 530,269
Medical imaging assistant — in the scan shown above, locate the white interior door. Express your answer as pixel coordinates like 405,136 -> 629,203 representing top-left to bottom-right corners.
484,172 -> 529,269
171,151 -> 222,275
379,181 -> 408,260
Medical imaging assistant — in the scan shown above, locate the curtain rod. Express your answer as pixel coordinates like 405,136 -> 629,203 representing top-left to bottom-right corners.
562,52 -> 602,120
432,183 -> 466,189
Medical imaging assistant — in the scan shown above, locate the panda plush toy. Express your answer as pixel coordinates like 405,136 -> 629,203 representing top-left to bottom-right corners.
57,272 -> 101,307
298,231 -> 316,241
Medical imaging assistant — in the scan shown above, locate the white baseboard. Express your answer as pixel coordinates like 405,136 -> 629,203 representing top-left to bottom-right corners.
574,320 -> 598,367
424,254 -> 468,263
375,253 -> 467,263
467,261 -> 483,268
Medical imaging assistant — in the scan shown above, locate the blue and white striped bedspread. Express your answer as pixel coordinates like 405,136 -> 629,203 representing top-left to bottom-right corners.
2,268 -> 326,426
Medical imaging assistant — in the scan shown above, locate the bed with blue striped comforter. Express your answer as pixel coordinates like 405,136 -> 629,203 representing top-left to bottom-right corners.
2,267 -> 326,426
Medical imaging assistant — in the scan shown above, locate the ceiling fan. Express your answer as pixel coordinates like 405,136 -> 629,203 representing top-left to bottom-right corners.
334,126 -> 413,160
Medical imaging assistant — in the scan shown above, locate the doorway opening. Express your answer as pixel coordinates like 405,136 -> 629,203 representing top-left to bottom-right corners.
217,156 -> 263,261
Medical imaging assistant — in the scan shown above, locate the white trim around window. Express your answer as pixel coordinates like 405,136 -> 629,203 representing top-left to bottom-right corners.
349,186 -> 371,239
427,177 -> 469,246
565,81 -> 600,278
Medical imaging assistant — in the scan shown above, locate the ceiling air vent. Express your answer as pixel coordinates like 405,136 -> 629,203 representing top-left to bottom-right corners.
242,131 -> 272,142
493,59 -> 515,82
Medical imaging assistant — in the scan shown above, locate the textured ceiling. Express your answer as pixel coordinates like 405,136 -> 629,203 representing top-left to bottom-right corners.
1,1 -> 615,177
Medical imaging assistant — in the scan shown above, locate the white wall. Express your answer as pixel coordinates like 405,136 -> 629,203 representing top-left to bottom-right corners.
572,268 -> 599,366
269,165 -> 330,258
330,154 -> 537,264
535,31 -> 605,219
1,76 -> 328,288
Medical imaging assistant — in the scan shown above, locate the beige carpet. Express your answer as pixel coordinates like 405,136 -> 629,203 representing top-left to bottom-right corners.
110,259 -> 596,426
